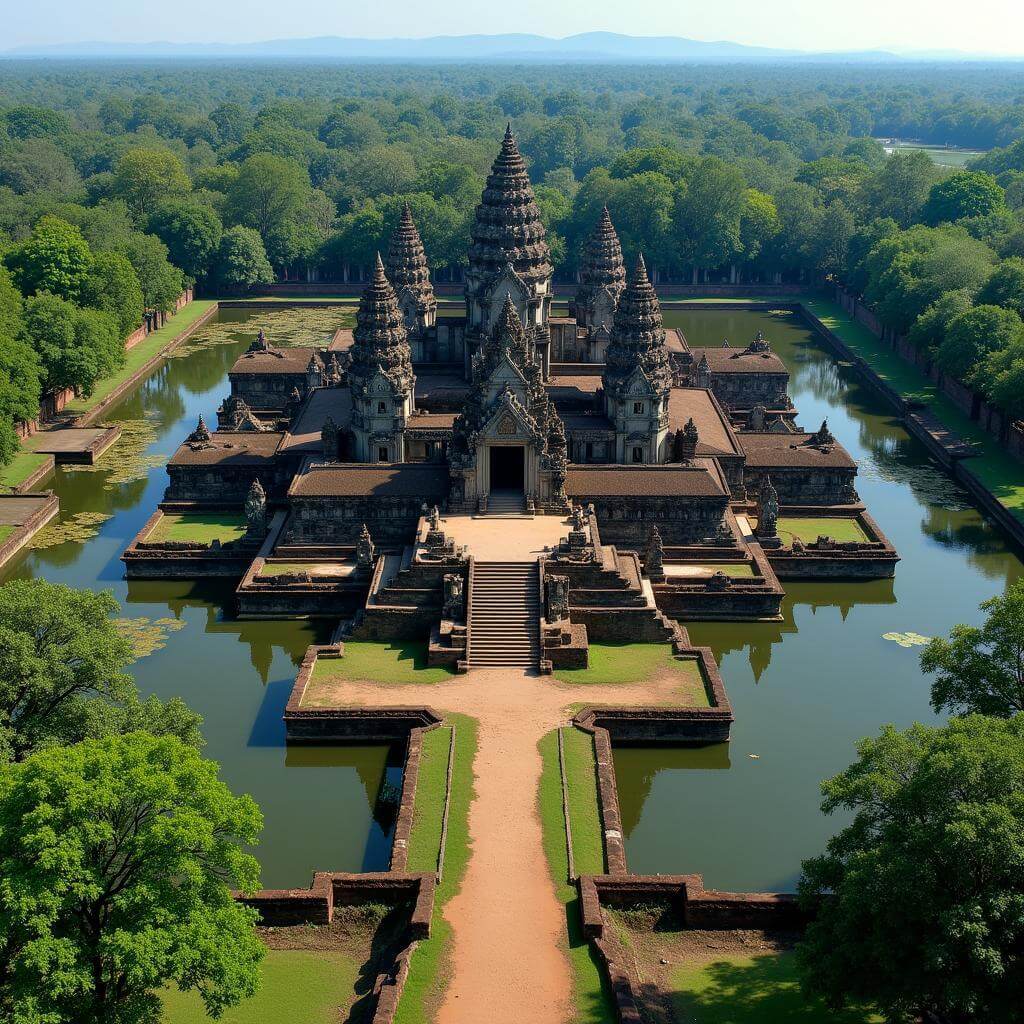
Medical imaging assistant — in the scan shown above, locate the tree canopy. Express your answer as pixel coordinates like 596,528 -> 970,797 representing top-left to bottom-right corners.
798,715 -> 1024,1024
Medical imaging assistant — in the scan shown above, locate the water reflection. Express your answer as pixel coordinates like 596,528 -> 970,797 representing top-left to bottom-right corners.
618,309 -> 1024,890
0,307 -> 390,886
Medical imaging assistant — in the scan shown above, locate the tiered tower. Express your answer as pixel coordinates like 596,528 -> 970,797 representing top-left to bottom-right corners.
575,206 -> 626,332
465,125 -> 553,355
602,254 -> 673,464
348,254 -> 415,463
385,203 -> 437,336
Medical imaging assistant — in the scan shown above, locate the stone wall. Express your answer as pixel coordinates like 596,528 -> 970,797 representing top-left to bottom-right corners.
166,463 -> 290,503
743,465 -> 857,507
285,497 -> 425,545
587,495 -> 727,547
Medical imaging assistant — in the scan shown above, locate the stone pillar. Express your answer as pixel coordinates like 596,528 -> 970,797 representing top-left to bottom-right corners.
244,479 -> 267,540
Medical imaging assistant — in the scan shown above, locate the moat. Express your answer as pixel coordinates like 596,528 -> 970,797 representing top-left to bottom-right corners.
3,303 -> 1020,890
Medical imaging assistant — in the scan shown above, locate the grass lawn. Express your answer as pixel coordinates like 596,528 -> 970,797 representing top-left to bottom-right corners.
405,724 -> 453,875
0,525 -> 14,543
554,644 -> 710,704
311,641 -> 455,686
0,451 -> 52,492
560,727 -> 605,877
537,729 -> 616,1023
64,300 -> 217,416
148,512 -> 248,545
161,948 -> 364,1024
671,951 -> 882,1024
775,517 -> 868,545
394,714 -> 478,1024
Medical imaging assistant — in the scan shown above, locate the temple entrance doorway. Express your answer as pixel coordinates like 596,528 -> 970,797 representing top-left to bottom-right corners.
489,445 -> 525,492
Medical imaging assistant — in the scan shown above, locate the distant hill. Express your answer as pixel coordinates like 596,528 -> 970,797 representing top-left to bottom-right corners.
3,32 -> 877,61
6,32 -> 1021,62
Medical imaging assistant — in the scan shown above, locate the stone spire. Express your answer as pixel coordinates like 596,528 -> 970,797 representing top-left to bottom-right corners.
602,254 -> 672,397
467,125 -> 552,289
188,415 -> 211,444
575,206 -> 626,328
349,253 -> 414,396
386,203 -> 437,330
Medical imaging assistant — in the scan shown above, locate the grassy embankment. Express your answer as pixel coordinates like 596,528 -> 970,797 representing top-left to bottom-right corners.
148,512 -> 248,545
309,641 -> 456,687
0,450 -> 52,492
393,713 -> 478,1024
553,642 -> 710,705
63,300 -> 218,417
803,296 -> 1024,525
775,517 -> 868,545
536,726 -> 615,1023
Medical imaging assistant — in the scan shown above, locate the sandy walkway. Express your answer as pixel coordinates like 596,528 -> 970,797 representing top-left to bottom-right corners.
322,669 -> 679,1024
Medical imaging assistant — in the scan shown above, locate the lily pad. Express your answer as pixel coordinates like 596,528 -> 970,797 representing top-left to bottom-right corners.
116,615 -> 188,658
882,631 -> 932,648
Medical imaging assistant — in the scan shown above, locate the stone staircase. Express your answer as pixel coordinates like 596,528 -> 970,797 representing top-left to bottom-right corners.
483,489 -> 529,516
467,561 -> 540,668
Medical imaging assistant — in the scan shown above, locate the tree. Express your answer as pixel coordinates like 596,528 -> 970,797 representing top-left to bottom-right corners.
81,250 -> 144,336
215,225 -> 274,291
978,257 -> 1024,315
0,138 -> 81,198
0,732 -> 264,1023
738,188 -> 780,272
907,289 -> 974,354
23,293 -> 108,396
112,147 -> 191,218
4,215 -> 93,301
0,268 -> 40,466
923,170 -> 1005,226
149,200 -> 223,282
674,156 -> 746,279
921,579 -> 1024,716
861,150 -> 939,227
936,304 -> 1024,381
121,233 -> 183,313
0,579 -> 201,762
226,154 -> 310,248
798,715 -> 1024,1023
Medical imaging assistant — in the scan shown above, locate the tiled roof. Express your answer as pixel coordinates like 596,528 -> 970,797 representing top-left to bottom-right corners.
230,346 -> 315,375
565,463 -> 727,498
290,461 -> 450,498
169,431 -> 284,466
407,412 -> 458,429
688,346 -> 788,375
668,388 -> 742,458
280,387 -> 354,454
739,432 -> 857,468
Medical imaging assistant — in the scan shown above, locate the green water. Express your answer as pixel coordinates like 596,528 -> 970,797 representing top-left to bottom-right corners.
0,306 -> 397,889
614,308 -> 1024,891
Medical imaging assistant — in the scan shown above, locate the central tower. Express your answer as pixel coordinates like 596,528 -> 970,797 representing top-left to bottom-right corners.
465,125 -> 553,374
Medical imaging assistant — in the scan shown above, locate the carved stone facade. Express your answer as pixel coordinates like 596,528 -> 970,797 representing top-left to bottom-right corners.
386,203 -> 437,336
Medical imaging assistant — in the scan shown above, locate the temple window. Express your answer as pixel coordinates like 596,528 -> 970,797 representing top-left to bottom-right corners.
378,446 -> 389,462
633,401 -> 645,415
377,401 -> 387,414
632,446 -> 644,464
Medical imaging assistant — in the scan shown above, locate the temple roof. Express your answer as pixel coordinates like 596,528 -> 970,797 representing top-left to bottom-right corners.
688,346 -> 788,375
289,460 -> 449,499
230,346 -> 316,376
280,387 -> 353,454
169,431 -> 284,466
668,388 -> 743,458
602,255 -> 673,397
565,462 -> 727,498
386,203 -> 436,313
739,432 -> 857,469
467,125 -> 552,290
349,254 -> 414,392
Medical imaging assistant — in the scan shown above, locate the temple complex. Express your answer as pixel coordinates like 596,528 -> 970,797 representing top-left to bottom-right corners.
126,125 -> 898,669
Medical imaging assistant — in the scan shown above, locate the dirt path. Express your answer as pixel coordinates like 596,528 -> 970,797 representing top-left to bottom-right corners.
325,669 -> 679,1024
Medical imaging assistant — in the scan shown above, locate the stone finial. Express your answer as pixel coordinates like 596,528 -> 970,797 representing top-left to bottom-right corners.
747,404 -> 767,431
428,505 -> 441,531
755,476 -> 780,541
188,415 -> 211,443
675,417 -> 699,463
442,572 -> 465,621
356,523 -> 376,568
694,352 -> 711,389
321,415 -> 340,461
811,418 -> 834,446
307,352 -> 324,389
244,478 -> 267,539
545,574 -> 570,623
746,330 -> 770,354
645,525 -> 665,580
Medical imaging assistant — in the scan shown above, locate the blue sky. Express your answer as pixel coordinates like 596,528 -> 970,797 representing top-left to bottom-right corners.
4,0 -> 1022,55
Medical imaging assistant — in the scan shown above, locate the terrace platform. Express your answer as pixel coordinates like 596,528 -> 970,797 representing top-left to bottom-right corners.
24,425 -> 121,465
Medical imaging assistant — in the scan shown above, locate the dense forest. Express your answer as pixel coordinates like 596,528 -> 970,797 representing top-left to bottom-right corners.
3,59 -> 1024,463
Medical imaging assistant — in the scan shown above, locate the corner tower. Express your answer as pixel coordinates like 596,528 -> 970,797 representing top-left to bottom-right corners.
348,254 -> 415,463
575,206 -> 626,332
465,125 -> 553,363
385,202 -> 437,337
602,254 -> 672,465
